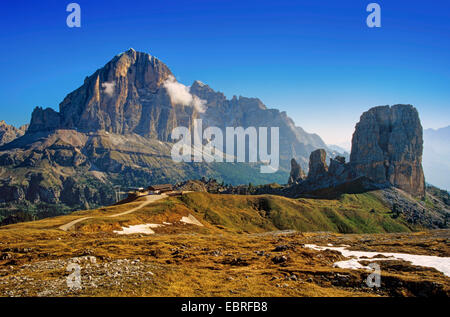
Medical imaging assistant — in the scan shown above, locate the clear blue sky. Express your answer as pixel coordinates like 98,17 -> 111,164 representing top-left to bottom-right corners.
0,0 -> 449,146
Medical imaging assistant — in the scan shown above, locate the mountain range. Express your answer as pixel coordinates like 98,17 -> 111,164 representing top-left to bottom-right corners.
0,49 -> 341,219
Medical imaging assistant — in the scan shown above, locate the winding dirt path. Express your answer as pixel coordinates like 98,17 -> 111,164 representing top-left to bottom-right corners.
58,194 -> 167,231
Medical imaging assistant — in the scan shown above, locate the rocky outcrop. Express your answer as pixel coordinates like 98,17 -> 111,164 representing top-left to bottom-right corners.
286,105 -> 426,198
307,149 -> 328,180
380,187 -> 448,228
288,158 -> 306,185
28,107 -> 60,133
285,148 -> 367,197
0,121 -> 27,146
328,156 -> 347,178
350,105 -> 425,197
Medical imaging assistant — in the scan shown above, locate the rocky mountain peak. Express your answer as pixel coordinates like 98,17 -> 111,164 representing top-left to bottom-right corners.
192,80 -> 206,87
28,49 -> 182,138
190,80 -> 226,107
350,104 -> 425,197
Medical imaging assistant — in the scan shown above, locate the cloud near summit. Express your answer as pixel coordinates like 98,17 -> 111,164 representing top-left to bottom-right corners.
101,82 -> 115,96
163,76 -> 207,113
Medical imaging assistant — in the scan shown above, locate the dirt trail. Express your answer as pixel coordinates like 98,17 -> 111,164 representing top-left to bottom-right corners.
58,194 -> 166,231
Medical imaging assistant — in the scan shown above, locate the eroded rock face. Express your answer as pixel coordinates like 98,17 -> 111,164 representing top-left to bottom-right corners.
350,105 -> 425,197
26,49 -> 199,141
288,158 -> 306,185
286,105 -> 425,198
307,149 -> 328,180
28,107 -> 60,133
328,156 -> 347,178
63,49 -> 180,139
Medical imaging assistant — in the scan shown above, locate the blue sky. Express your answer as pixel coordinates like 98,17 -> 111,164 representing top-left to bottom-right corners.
0,0 -> 449,146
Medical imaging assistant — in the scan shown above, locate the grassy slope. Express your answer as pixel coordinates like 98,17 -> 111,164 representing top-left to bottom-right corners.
178,192 -> 413,234
0,190 -> 415,236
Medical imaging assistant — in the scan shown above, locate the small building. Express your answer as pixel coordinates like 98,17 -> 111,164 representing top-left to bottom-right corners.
147,184 -> 173,194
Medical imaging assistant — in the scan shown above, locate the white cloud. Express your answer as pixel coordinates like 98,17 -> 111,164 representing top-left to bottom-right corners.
101,82 -> 115,96
163,76 -> 206,113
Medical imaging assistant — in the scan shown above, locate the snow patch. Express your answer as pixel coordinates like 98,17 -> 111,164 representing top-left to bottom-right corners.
113,214 -> 203,235
304,244 -> 450,277
113,223 -> 162,235
180,214 -> 204,226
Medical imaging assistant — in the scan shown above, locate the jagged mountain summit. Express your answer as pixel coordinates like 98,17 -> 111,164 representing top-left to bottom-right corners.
0,120 -> 28,146
29,49 -> 188,141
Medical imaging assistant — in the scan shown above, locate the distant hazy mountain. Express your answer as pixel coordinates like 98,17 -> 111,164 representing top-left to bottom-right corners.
423,126 -> 450,191
326,144 -> 350,162
327,144 -> 350,154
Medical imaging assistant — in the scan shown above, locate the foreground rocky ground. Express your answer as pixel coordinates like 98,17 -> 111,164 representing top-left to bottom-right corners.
0,229 -> 448,297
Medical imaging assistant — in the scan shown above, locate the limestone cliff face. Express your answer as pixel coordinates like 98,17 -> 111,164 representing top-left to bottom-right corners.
27,49 -> 198,141
350,105 -> 425,197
